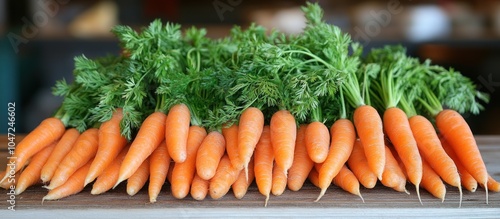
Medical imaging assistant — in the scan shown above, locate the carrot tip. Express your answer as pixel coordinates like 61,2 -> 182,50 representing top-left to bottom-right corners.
127,188 -> 137,196
314,189 -> 326,202
113,178 -> 124,190
42,185 -> 54,190
485,182 -> 489,205
264,194 -> 269,207
404,188 -> 410,195
90,189 -> 100,195
416,185 -> 423,205
0,174 -> 9,184
84,177 -> 94,187
458,185 -> 462,208
358,193 -> 365,203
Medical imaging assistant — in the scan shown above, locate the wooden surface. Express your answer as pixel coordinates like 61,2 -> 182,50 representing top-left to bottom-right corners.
1,135 -> 499,218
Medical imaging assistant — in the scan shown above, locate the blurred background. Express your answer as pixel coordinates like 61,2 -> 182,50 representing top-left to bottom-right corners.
1,0 -> 499,134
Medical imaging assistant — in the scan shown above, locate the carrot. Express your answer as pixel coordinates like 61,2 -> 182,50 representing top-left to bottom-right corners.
238,107 -> 264,180
381,145 -> 408,194
484,175 -> 500,192
191,173 -> 209,201
461,172 -> 479,193
127,157 -> 150,196
287,124 -> 314,192
232,158 -> 254,199
253,125 -> 274,206
1,117 -> 65,183
15,142 -> 56,195
165,103 -> 191,163
148,140 -> 170,203
0,170 -> 19,190
209,154 -> 240,200
383,107 -> 422,204
304,121 -> 329,163
166,162 -> 175,184
171,126 -> 207,199
270,110 -> 296,177
347,139 -> 378,189
315,118 -> 355,202
196,131 -> 226,180
271,163 -> 287,196
353,105 -> 385,180
40,128 -> 79,183
307,166 -> 320,188
333,165 -> 364,202
115,111 -> 167,188
420,158 -> 446,202
409,115 -> 462,203
222,124 -> 243,170
42,159 -> 93,202
440,136 -> 477,192
46,128 -> 99,190
436,109 -> 489,204
91,145 -> 129,195
85,108 -> 127,186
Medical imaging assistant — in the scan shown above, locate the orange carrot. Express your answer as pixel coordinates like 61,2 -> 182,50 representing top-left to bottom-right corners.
166,162 -> 175,184
440,137 -> 477,193
191,173 -> 210,201
222,124 -> 243,170
410,115 -> 461,202
15,142 -> 56,195
436,109 -> 489,203
40,128 -> 79,183
308,166 -> 320,188
115,111 -> 166,187
148,140 -> 170,203
253,125 -> 274,206
270,110 -> 296,177
305,121 -> 329,163
381,145 -> 408,194
271,163 -> 287,196
420,158 -> 446,202
233,158 -> 254,199
0,171 -> 19,190
209,154 -> 240,200
383,107 -> 422,204
85,108 -> 127,186
91,145 -> 129,195
46,128 -> 99,190
238,107 -> 264,180
333,165 -> 364,202
127,157 -> 150,196
353,105 -> 385,180
287,124 -> 314,192
165,103 -> 191,163
196,131 -> 226,180
462,173 -> 479,193
347,139 -> 378,189
171,126 -> 207,199
1,117 -> 65,182
42,159 -> 93,202
484,175 -> 500,192
316,119 -> 355,201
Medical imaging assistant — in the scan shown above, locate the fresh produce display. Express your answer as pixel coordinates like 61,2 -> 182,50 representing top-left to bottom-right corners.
2,2 -> 500,207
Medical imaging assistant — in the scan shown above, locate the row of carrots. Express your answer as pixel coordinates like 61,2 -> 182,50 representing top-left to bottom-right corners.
1,105 -> 499,206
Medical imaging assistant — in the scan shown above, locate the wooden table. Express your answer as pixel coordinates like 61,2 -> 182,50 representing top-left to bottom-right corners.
1,135 -> 499,218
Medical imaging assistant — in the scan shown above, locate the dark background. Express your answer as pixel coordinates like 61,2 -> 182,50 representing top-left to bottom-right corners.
1,0 -> 499,134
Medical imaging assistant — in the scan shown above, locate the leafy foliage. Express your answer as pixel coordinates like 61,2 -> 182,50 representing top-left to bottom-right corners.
50,2 -> 488,140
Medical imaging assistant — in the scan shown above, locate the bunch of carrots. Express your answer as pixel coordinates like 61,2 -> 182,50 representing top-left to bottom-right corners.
1,3 -> 499,207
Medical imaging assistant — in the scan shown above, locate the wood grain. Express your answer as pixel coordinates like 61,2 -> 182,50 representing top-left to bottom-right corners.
1,135 -> 499,218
